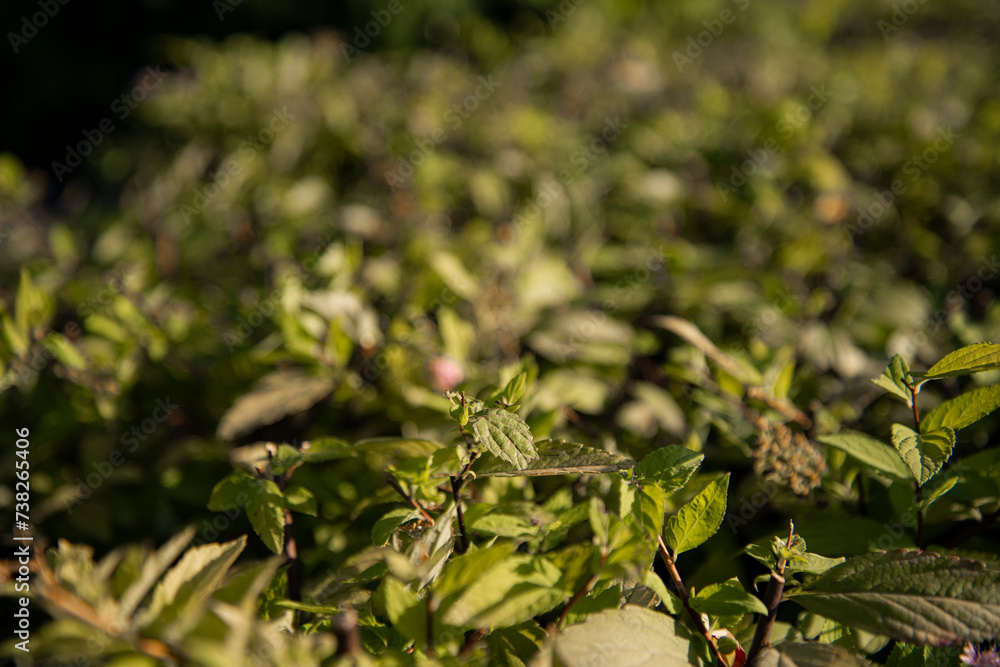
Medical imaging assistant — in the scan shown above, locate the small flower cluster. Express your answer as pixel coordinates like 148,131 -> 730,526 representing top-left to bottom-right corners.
752,419 -> 827,495
962,643 -> 1000,667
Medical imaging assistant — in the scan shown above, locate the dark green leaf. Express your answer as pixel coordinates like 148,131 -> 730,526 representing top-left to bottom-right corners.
786,550 -> 1000,644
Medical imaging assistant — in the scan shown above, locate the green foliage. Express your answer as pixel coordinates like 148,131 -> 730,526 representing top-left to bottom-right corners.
4,3 -> 1000,664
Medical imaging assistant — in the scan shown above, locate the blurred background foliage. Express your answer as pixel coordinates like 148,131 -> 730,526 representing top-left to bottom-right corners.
2,0 -> 1000,627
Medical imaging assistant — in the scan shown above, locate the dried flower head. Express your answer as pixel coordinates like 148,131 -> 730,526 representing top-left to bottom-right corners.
752,420 -> 827,495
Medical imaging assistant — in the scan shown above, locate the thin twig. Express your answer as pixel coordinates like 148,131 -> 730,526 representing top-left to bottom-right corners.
387,476 -> 436,526
459,628 -> 488,659
332,607 -> 361,656
746,521 -> 794,666
909,384 -> 924,550
656,535 -> 727,667
551,547 -> 610,633
451,474 -> 470,554
426,593 -> 437,658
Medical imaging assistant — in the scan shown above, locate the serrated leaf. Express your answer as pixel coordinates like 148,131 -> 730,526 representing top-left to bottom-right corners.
208,473 -> 285,554
476,439 -> 632,477
552,605 -> 702,666
117,526 -> 197,622
216,370 -> 335,440
919,343 -> 1000,379
921,384 -> 1000,432
664,474 -> 730,557
690,577 -> 767,616
817,431 -> 911,481
637,447 -> 704,496
471,408 -> 538,468
140,535 -> 247,631
872,355 -> 914,406
890,424 -> 955,486
884,642 -> 924,667
786,550 -> 1000,644
757,642 -> 873,666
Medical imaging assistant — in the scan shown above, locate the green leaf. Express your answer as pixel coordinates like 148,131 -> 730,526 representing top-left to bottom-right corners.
872,354 -> 914,406
884,642 -> 924,667
475,439 -> 632,477
372,508 -> 418,546
488,621 -> 548,667
439,555 -> 566,629
374,575 -> 426,644
434,543 -> 516,600
637,447 -> 704,497
471,408 -> 538,469
664,473 -> 730,557
552,605 -> 702,666
208,472 -> 285,554
786,550 -> 1000,644
744,535 -> 844,576
117,526 -> 197,621
216,370 -> 336,440
919,343 -> 1000,379
283,485 -> 317,516
140,535 -> 247,631
921,384 -> 1000,432
490,371 -> 528,407
757,642 -> 873,666
817,431 -> 910,481
690,577 -> 767,616
890,424 -> 955,486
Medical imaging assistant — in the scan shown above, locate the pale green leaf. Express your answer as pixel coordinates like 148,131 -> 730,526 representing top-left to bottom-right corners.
920,343 -> 1000,379
117,526 -> 197,621
921,384 -> 1000,432
817,431 -> 910,481
757,642 -> 872,666
375,575 -> 426,644
439,555 -> 566,628
890,424 -> 955,486
216,370 -> 335,440
552,605 -> 703,666
140,535 -> 246,631
786,550 -> 1000,644
475,438 -> 631,477
664,474 -> 730,557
